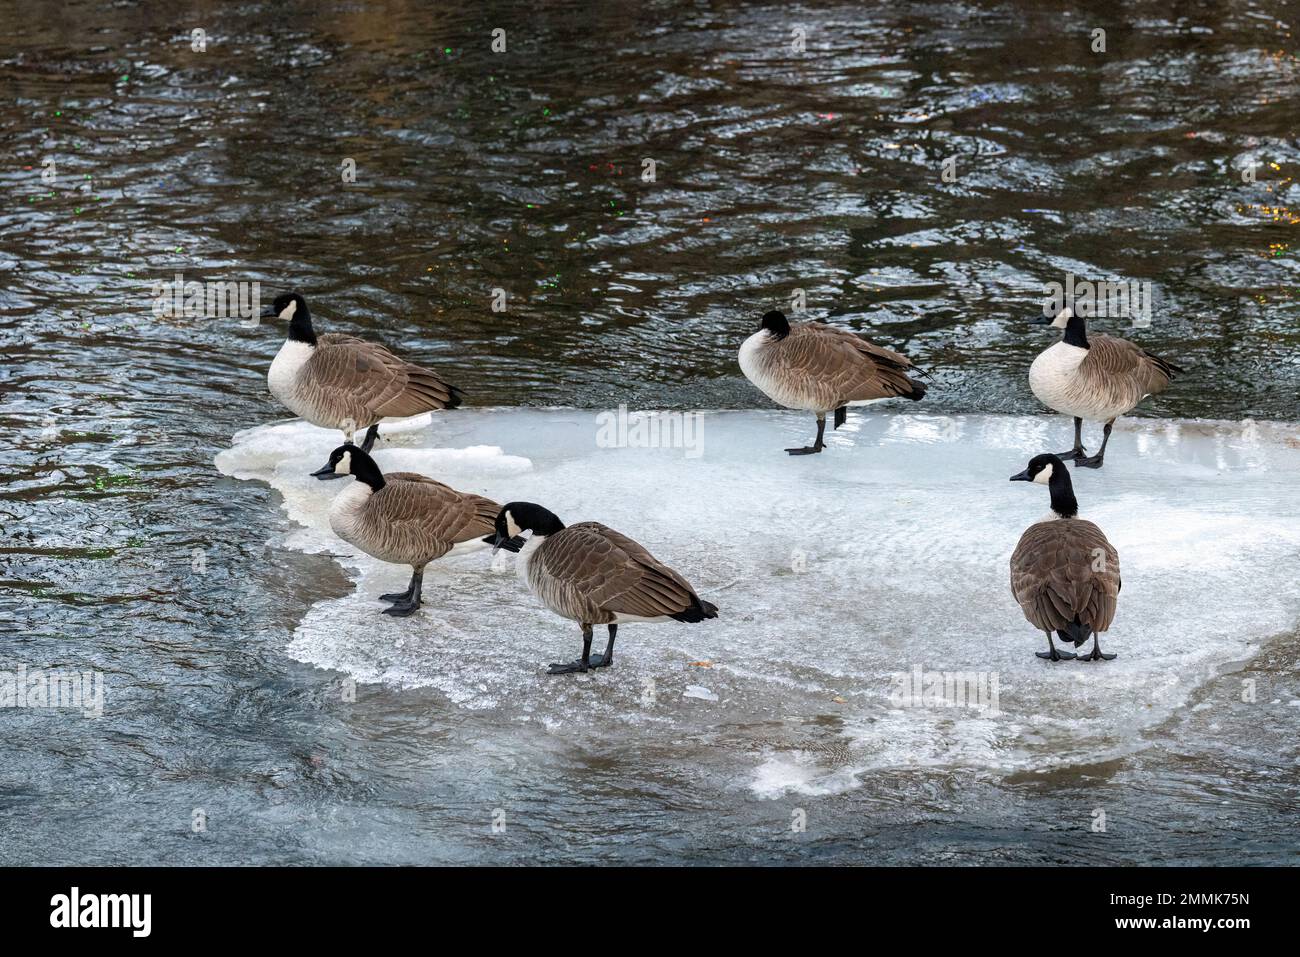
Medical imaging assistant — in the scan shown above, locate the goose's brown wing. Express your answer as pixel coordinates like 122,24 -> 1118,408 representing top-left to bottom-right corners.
307,335 -> 461,424
1010,519 -> 1120,633
538,522 -> 706,620
371,475 -> 498,553
1082,335 -> 1177,403
785,323 -> 924,404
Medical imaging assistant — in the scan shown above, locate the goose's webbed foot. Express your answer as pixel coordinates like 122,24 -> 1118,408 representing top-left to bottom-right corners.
382,599 -> 421,617
547,659 -> 589,675
786,417 -> 827,456
1076,637 -> 1117,661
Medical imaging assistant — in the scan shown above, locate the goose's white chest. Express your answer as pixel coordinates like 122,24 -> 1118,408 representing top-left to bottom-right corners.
516,534 -> 545,589
328,481 -> 374,548
268,340 -> 315,407
1028,341 -> 1093,417
738,331 -> 817,410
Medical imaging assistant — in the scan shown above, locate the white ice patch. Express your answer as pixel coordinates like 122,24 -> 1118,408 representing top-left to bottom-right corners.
216,410 -> 1300,794
684,685 -> 719,702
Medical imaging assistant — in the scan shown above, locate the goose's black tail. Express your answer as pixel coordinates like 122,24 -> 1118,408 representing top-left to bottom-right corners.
671,597 -> 719,623
1058,620 -> 1091,647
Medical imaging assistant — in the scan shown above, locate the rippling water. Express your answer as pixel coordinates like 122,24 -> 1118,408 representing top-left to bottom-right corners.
1,0 -> 1297,864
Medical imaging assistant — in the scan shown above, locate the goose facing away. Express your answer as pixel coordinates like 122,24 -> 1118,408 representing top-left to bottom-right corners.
261,293 -> 463,480
1029,308 -> 1180,469
1009,454 -> 1121,661
323,445 -> 522,617
490,502 -> 718,675
738,310 -> 926,455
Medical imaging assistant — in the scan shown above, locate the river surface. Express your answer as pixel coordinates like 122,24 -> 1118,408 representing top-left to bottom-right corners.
1,0 -> 1297,865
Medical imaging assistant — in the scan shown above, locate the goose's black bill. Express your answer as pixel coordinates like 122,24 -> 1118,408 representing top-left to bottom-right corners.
1029,316 -> 1052,325
260,303 -> 278,319
486,533 -> 525,553
1009,469 -> 1032,481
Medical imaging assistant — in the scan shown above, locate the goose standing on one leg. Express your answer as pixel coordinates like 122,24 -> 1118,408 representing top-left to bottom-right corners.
1028,307 -> 1180,469
1009,454 -> 1121,662
490,503 -> 718,675
262,292 -> 463,479
738,310 -> 926,455
322,445 -> 522,617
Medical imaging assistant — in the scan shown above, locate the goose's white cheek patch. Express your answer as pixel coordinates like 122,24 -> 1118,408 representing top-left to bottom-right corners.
505,512 -> 521,538
335,451 -> 352,475
1033,463 -> 1053,485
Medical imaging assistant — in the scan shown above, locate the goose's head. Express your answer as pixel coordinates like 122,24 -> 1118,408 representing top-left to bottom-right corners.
1031,306 -> 1072,327
1031,307 -> 1088,347
315,444 -> 384,489
759,309 -> 791,341
261,292 -> 314,341
491,502 -> 565,552
1010,453 -> 1077,516
1009,453 -> 1062,485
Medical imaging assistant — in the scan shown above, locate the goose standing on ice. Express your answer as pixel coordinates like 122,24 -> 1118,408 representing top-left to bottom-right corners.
262,293 -> 463,479
322,445 -> 521,617
1029,307 -> 1180,468
491,503 -> 718,675
1009,454 -> 1121,662
738,310 -> 926,454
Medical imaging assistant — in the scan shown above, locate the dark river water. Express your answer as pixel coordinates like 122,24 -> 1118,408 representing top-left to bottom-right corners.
1,0 -> 1298,865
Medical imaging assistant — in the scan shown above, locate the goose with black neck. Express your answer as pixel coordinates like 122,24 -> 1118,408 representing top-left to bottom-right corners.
491,502 -> 718,675
1028,307 -> 1181,469
322,444 -> 522,617
262,292 -> 463,479
1008,453 -> 1122,662
738,308 -> 927,455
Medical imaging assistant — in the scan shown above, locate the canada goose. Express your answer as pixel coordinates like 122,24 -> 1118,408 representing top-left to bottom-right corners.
1009,453 -> 1121,661
490,502 -> 718,675
1029,308 -> 1180,468
262,293 -> 463,479
738,310 -> 926,454
322,445 -> 522,617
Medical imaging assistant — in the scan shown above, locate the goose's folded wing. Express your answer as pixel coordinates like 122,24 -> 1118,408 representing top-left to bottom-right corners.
303,338 -> 408,420
385,474 -> 499,541
457,493 -> 504,540
1011,520 -> 1120,631
368,477 -> 482,553
786,323 -> 920,402
542,523 -> 701,618
373,352 -> 462,416
312,337 -> 461,418
1083,335 -> 1174,400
